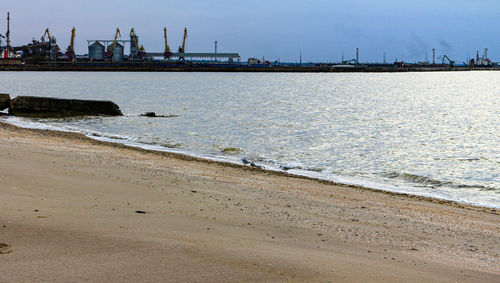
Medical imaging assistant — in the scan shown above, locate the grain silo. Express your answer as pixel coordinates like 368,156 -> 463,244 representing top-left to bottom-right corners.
112,42 -> 124,62
89,41 -> 105,60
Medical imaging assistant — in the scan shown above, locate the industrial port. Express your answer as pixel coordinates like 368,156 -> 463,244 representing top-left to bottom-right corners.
0,12 -> 499,72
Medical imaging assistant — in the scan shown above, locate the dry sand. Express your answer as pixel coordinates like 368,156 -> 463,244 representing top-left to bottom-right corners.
0,121 -> 498,282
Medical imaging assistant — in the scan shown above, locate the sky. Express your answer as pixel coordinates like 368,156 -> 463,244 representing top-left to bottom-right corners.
1,0 -> 499,63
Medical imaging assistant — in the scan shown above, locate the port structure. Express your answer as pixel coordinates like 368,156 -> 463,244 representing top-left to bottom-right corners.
145,51 -> 240,61
88,27 -> 239,62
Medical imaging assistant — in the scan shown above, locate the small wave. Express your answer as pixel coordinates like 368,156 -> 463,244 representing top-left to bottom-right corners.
457,158 -> 482,162
383,171 -> 499,192
384,172 -> 450,186
161,142 -> 182,149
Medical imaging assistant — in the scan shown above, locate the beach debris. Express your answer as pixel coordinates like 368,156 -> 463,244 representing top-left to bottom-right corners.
0,93 -> 10,111
135,210 -> 146,214
0,243 -> 12,254
140,112 -> 178,118
9,96 -> 123,118
190,190 -> 198,193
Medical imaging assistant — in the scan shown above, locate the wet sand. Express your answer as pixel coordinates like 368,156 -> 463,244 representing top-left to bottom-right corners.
0,121 -> 498,282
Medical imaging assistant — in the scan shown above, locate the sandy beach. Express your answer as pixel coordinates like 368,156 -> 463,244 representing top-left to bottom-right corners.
0,121 -> 498,282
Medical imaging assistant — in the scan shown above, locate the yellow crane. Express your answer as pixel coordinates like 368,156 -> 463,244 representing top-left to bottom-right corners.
111,27 -> 121,51
129,28 -> 145,59
163,27 -> 172,59
65,27 -> 76,59
178,27 -> 187,53
106,28 -> 121,60
130,28 -> 145,52
69,27 -> 75,51
164,27 -> 170,53
42,28 -> 51,42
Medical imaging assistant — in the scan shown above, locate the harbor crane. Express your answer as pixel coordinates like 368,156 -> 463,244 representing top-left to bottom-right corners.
65,27 -> 76,59
129,28 -> 146,59
342,59 -> 359,65
105,28 -> 121,60
164,27 -> 172,58
441,54 -> 455,67
178,27 -> 187,53
42,28 -> 52,42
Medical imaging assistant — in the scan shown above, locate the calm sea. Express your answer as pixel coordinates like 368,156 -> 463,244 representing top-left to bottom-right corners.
1,71 -> 499,208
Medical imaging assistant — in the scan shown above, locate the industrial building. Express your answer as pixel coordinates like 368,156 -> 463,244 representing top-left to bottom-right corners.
88,41 -> 104,60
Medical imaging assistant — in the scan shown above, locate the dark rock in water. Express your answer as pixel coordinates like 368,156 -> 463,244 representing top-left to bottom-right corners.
9,96 -> 123,118
0,93 -> 10,111
140,112 -> 179,118
141,112 -> 157,117
222,147 -> 241,154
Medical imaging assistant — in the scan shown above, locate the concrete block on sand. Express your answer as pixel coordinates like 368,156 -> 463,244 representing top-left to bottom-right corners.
9,96 -> 123,118
0,93 -> 10,111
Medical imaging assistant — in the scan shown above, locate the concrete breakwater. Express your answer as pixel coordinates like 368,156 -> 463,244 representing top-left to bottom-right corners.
1,94 -> 122,118
0,93 -> 9,111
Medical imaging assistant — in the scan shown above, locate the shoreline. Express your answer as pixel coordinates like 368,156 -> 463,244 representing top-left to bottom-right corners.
1,119 -> 497,211
0,120 -> 498,281
2,62 -> 500,73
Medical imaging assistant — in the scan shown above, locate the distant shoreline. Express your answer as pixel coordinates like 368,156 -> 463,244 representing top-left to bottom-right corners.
1,62 -> 499,72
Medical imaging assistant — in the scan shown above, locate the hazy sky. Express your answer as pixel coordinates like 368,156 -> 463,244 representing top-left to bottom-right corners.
2,0 -> 499,62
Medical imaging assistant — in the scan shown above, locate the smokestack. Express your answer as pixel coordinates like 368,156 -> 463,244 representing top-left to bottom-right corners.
484,48 -> 488,59
432,48 -> 436,65
6,12 -> 11,48
356,48 -> 359,63
477,50 -> 479,62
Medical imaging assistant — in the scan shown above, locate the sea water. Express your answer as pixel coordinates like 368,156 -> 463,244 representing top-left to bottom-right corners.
1,71 -> 498,208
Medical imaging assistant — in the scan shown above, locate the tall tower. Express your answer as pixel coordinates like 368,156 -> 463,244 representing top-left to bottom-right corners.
214,41 -> 217,62
6,12 -> 11,48
356,48 -> 359,63
432,48 -> 436,65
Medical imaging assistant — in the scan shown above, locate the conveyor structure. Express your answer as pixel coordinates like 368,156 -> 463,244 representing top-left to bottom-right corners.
146,52 -> 240,61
